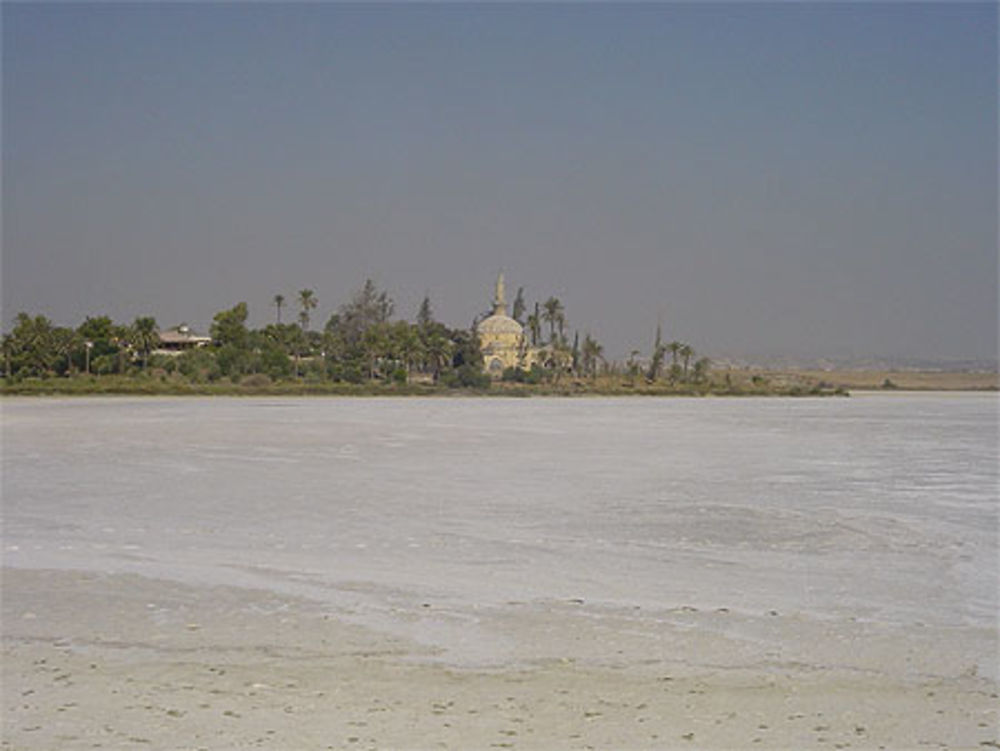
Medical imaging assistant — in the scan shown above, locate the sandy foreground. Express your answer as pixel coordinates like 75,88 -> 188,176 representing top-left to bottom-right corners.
2,568 -> 997,751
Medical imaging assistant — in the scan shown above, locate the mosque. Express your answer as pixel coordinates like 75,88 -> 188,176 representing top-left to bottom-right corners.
476,273 -> 542,377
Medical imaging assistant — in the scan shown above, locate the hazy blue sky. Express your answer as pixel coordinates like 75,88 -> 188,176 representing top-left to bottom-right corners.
3,2 -> 996,361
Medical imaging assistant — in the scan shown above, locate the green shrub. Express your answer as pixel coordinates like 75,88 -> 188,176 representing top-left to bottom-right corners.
452,364 -> 490,389
242,373 -> 272,389
177,348 -> 220,382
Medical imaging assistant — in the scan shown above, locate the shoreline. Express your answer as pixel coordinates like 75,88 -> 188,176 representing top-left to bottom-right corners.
1,369 -> 994,397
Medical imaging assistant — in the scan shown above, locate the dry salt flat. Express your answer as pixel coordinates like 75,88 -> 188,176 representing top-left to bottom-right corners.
2,394 -> 997,749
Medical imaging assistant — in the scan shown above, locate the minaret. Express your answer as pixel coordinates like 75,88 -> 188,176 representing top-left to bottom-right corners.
492,271 -> 506,316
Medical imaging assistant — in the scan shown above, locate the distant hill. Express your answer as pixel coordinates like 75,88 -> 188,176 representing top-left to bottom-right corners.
711,355 -> 998,374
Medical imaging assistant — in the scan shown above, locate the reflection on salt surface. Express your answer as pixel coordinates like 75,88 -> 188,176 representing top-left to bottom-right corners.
3,394 -> 997,666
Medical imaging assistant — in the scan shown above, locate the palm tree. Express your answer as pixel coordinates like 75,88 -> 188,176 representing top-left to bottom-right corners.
362,323 -> 391,380
582,334 -> 604,379
391,322 -> 423,378
110,324 -> 131,374
526,310 -> 541,347
692,357 -> 711,384
424,332 -> 452,381
679,343 -> 694,379
130,317 -> 159,371
667,341 -> 683,370
284,324 -> 306,378
626,349 -> 642,383
647,325 -> 665,382
298,289 -> 317,331
273,294 -> 285,325
546,339 -> 573,384
542,297 -> 564,343
51,327 -> 80,376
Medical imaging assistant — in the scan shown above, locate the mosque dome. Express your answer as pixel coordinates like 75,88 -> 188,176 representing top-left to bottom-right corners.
476,272 -> 528,377
477,271 -> 524,338
478,313 -> 523,337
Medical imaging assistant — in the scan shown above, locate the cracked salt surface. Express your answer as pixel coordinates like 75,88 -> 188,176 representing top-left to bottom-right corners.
3,393 -> 996,677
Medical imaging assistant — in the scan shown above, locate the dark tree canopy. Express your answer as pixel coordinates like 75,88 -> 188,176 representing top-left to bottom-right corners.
211,302 -> 249,349
417,295 -> 434,329
1,276 -> 712,391
511,287 -> 526,323
328,279 -> 395,345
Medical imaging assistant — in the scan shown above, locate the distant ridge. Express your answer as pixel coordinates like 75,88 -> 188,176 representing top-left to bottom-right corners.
711,355 -> 999,374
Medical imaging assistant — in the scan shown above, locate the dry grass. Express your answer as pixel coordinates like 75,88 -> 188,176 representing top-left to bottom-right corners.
747,369 -> 999,391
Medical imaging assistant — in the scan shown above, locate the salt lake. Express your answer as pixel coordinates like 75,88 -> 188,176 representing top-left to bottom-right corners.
3,393 -> 997,676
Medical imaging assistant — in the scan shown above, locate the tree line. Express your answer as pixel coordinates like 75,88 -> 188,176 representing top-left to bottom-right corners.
2,279 -> 708,389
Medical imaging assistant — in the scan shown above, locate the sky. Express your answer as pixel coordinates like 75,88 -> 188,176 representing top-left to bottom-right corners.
3,2 -> 997,362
